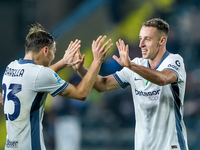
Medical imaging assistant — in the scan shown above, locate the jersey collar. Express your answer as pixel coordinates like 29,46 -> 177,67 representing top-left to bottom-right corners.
18,59 -> 36,64
147,51 -> 170,69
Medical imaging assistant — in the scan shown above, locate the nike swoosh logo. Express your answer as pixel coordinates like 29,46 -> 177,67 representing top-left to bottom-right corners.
134,77 -> 142,81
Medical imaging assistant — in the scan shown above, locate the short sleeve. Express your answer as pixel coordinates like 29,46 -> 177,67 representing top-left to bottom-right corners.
163,54 -> 186,82
34,67 -> 69,97
113,67 -> 130,89
112,58 -> 140,89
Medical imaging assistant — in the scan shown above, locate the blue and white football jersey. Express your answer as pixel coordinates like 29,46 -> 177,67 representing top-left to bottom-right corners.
113,51 -> 188,150
2,59 -> 69,150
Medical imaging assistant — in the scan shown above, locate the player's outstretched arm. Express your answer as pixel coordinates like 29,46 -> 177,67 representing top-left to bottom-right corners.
50,39 -> 82,72
60,35 -> 114,100
114,39 -> 177,86
72,39 -> 121,93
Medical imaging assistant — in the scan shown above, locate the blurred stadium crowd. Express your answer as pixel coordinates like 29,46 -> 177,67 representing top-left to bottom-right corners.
1,0 -> 200,150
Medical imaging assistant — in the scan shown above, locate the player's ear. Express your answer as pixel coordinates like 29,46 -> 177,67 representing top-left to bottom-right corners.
159,36 -> 167,45
41,46 -> 48,56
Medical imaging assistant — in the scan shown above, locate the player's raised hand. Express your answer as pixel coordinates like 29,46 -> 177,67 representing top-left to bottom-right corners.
113,39 -> 131,67
92,35 -> 113,64
0,92 -> 3,106
62,39 -> 82,67
72,49 -> 85,71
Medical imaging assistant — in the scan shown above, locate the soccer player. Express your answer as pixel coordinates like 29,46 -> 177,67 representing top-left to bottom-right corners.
73,18 -> 189,150
2,23 -> 113,150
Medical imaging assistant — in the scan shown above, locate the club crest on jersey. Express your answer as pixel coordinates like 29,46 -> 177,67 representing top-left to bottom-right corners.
53,73 -> 62,83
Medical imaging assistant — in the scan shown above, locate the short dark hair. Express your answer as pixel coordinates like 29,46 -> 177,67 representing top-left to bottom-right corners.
142,18 -> 169,37
25,23 -> 55,53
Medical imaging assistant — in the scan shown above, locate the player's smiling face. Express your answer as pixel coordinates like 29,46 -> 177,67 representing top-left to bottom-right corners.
139,26 -> 160,60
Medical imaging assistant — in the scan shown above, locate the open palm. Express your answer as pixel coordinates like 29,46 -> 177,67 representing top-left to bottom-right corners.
62,39 -> 82,67
113,39 -> 131,67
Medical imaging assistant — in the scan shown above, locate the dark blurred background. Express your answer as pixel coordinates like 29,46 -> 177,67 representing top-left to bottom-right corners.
1,0 -> 200,150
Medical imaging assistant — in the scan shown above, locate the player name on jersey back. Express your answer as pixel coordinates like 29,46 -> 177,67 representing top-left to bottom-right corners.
4,67 -> 25,77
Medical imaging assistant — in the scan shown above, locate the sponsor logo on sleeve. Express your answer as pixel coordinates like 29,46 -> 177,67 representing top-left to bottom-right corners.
53,73 -> 62,83
167,60 -> 181,70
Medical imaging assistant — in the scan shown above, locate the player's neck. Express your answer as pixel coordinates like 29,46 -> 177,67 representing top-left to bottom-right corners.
149,48 -> 166,69
23,52 -> 43,65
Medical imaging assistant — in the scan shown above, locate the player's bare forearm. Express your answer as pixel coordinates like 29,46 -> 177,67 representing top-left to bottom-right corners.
75,66 -> 104,91
61,35 -> 114,100
75,66 -> 88,78
76,65 -> 120,92
0,92 -> 3,105
61,60 -> 102,100
75,65 -> 104,90
128,62 -> 177,86
77,60 -> 101,98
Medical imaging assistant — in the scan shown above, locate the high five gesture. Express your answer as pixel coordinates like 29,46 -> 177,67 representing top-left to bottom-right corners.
113,39 -> 131,68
